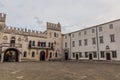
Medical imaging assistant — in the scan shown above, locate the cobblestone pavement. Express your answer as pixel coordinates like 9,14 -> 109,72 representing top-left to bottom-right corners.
0,61 -> 120,80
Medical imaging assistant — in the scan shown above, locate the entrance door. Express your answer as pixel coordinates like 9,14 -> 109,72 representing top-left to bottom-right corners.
65,53 -> 68,60
89,54 -> 92,60
40,51 -> 45,61
76,54 -> 79,60
4,48 -> 19,62
106,53 -> 111,60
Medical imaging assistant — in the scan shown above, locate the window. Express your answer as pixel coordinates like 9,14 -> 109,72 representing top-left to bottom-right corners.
109,24 -> 113,29
65,36 -> 67,39
84,31 -> 87,35
54,32 -> 57,37
38,41 -> 41,46
23,51 -> 27,57
85,52 -> 88,58
72,34 -> 74,38
92,37 -> 96,44
73,53 -> 75,58
79,40 -> 82,46
110,34 -> 115,42
48,42 -> 51,47
32,51 -> 35,57
79,52 -> 82,57
99,36 -> 104,44
49,32 -> 52,38
79,32 -> 81,36
55,53 -> 58,57
84,39 -> 88,46
101,51 -> 105,58
65,42 -> 67,48
93,52 -> 97,58
32,41 -> 35,46
49,52 -> 52,58
72,41 -> 75,47
99,27 -> 102,32
112,51 -> 117,58
92,29 -> 95,33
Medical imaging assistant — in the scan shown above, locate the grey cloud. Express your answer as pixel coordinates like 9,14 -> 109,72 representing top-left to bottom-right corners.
1,0 -> 120,33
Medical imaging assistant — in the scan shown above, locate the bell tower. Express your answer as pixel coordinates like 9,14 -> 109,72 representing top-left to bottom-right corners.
0,13 -> 6,30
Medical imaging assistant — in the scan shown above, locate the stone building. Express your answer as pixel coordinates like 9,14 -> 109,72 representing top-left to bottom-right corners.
62,19 -> 120,61
0,13 -> 62,62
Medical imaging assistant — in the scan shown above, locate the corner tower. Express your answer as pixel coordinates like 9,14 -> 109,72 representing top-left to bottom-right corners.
47,22 -> 61,31
0,13 -> 6,30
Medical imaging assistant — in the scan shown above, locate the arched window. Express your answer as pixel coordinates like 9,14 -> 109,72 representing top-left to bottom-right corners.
32,41 -> 35,46
32,51 -> 35,57
10,37 -> 16,46
23,51 -> 27,57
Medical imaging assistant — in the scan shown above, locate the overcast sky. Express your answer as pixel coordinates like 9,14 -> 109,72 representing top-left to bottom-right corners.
0,0 -> 120,33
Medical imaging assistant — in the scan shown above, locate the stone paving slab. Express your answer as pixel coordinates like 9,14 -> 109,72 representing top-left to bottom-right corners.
0,61 -> 120,80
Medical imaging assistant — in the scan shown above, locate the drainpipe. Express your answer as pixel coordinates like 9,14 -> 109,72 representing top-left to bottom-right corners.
69,33 -> 71,60
96,26 -> 100,60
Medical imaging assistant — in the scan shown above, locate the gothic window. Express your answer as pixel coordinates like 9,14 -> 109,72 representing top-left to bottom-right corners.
32,41 -> 35,46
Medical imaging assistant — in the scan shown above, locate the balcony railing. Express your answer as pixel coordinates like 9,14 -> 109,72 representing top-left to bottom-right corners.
28,45 -> 54,50
0,43 -> 22,48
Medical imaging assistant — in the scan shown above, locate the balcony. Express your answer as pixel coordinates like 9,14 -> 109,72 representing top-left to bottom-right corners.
0,43 -> 22,48
28,45 -> 54,50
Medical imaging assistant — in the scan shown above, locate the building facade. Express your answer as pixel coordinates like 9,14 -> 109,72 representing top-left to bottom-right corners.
62,19 -> 120,61
0,13 -> 62,62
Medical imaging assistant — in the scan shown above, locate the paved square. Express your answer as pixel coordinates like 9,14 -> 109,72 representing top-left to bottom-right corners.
0,61 -> 120,80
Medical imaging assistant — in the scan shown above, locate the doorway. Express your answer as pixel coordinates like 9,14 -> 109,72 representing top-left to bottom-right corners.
89,54 -> 92,60
40,51 -> 45,61
65,53 -> 68,60
4,48 -> 19,62
76,54 -> 79,60
106,53 -> 111,60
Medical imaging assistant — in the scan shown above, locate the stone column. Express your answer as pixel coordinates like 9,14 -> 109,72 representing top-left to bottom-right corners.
1,53 -> 4,63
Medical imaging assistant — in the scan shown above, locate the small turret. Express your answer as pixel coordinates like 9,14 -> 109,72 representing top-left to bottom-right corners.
0,13 -> 6,22
0,13 -> 6,31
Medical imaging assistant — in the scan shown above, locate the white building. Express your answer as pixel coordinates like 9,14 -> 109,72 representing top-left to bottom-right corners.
62,19 -> 120,61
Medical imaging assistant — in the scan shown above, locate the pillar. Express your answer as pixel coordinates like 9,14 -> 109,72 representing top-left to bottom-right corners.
19,53 -> 22,62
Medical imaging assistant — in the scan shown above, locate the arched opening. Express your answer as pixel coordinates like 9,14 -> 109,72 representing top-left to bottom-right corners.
40,51 -> 45,61
65,52 -> 68,60
4,48 -> 19,62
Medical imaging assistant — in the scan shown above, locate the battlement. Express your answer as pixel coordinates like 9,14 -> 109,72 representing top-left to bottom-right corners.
0,13 -> 6,22
47,22 -> 61,31
3,26 -> 47,38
